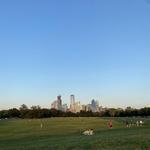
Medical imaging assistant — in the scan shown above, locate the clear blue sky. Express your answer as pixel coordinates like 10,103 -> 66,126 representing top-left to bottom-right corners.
0,0 -> 150,109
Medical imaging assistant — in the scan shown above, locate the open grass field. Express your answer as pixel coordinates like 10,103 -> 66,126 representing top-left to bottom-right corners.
0,117 -> 150,150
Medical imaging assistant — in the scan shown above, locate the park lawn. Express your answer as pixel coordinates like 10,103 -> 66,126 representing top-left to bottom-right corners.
0,117 -> 149,150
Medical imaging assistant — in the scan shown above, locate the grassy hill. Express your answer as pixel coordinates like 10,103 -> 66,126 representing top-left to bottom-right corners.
0,117 -> 149,150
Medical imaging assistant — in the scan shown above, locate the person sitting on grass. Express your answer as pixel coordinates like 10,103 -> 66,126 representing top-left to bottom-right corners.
139,120 -> 144,126
83,129 -> 94,135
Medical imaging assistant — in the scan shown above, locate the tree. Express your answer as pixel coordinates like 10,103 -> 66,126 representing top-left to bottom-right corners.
0,110 -> 9,118
31,105 -> 41,110
125,107 -> 134,117
108,108 -> 116,117
8,108 -> 20,118
19,104 -> 28,110
40,109 -> 51,118
19,104 -> 29,118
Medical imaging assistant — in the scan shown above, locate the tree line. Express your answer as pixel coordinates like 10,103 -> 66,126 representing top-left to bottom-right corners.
0,104 -> 150,119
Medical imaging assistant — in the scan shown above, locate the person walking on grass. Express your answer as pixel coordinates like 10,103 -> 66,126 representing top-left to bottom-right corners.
126,120 -> 129,128
108,119 -> 113,129
40,123 -> 43,128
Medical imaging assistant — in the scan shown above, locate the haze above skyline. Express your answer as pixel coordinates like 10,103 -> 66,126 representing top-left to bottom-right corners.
0,0 -> 150,109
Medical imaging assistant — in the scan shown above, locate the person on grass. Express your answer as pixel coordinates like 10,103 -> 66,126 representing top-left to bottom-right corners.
108,120 -> 113,129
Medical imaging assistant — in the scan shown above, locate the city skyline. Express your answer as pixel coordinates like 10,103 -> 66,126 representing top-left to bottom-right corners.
51,95 -> 101,113
1,93 -> 149,110
0,0 -> 150,109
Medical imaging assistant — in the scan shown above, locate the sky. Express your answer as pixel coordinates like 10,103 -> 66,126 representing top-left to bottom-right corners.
0,0 -> 150,109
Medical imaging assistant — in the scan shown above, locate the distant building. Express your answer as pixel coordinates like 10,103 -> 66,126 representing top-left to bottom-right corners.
70,94 -> 76,112
51,95 -> 103,113
70,94 -> 75,105
62,104 -> 68,112
57,95 -> 62,110
91,99 -> 99,112
51,95 -> 62,111
51,101 -> 58,109
69,95 -> 82,112
74,101 -> 81,113
86,104 -> 92,111
81,105 -> 87,111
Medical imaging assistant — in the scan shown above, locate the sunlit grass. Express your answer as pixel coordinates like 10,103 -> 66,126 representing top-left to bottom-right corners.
0,117 -> 149,150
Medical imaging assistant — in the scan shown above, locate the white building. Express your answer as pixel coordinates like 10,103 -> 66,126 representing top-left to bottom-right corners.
62,104 -> 68,112
74,101 -> 81,113
81,105 -> 87,111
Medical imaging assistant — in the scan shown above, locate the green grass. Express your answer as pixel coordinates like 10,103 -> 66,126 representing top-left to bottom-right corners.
0,117 -> 150,150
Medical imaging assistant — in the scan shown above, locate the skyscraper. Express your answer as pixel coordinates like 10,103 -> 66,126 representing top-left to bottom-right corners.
91,99 -> 99,112
51,95 -> 62,110
70,94 -> 75,112
70,94 -> 75,106
57,95 -> 62,110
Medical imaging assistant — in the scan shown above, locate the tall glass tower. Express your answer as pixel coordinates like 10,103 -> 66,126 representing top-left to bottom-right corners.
70,94 -> 75,112
70,94 -> 75,106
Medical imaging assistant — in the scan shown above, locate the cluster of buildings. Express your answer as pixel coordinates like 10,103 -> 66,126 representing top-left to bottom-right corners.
51,95 -> 103,113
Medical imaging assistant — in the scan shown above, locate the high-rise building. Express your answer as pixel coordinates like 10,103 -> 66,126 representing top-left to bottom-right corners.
51,95 -> 62,110
91,99 -> 99,112
70,94 -> 75,112
57,95 -> 62,110
70,95 -> 75,105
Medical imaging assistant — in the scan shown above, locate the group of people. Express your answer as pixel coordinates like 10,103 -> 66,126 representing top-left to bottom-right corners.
125,120 -> 144,128
108,119 -> 144,129
82,119 -> 144,136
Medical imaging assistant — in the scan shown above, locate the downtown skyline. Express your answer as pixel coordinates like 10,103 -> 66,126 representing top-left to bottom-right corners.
0,0 -> 150,110
0,93 -> 149,110
51,95 -> 101,113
